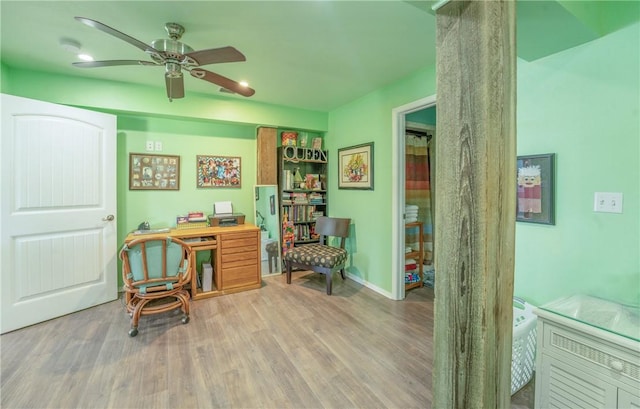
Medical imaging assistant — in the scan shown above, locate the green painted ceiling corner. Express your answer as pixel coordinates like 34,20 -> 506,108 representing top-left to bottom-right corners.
558,0 -> 640,35
518,0 -> 639,61
517,1 -> 598,61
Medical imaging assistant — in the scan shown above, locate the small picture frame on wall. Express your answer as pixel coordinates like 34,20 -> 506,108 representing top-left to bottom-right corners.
129,153 -> 180,190
197,155 -> 242,188
338,142 -> 374,190
311,137 -> 323,151
517,153 -> 555,224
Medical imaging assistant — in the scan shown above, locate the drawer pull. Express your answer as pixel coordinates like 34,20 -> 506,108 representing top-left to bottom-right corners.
610,360 -> 624,372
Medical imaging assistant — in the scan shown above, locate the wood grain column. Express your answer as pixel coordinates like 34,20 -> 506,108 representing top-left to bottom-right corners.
433,1 -> 516,408
256,126 -> 277,185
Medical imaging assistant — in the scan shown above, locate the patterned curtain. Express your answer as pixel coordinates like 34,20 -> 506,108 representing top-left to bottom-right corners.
405,132 -> 433,264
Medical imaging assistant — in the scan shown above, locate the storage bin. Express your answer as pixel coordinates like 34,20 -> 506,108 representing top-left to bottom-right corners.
281,131 -> 298,146
511,297 -> 537,395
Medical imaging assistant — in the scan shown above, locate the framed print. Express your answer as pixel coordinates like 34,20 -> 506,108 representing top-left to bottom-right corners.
338,142 -> 374,190
517,153 -> 555,224
129,153 -> 180,190
197,155 -> 241,188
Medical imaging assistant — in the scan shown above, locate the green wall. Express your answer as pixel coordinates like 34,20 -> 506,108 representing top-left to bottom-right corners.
3,21 -> 638,306
515,21 -> 639,306
327,22 -> 639,305
117,116 -> 258,233
1,67 -> 328,132
326,65 -> 437,294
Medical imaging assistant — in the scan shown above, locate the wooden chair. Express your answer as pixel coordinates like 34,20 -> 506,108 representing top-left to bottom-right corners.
119,236 -> 191,337
284,216 -> 351,295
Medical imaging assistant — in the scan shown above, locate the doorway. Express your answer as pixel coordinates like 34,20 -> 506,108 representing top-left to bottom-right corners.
391,95 -> 436,300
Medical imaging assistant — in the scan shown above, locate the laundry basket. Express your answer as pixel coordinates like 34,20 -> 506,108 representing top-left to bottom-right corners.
511,297 -> 537,395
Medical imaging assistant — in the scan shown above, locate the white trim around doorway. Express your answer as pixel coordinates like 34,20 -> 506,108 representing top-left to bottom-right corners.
390,94 -> 437,300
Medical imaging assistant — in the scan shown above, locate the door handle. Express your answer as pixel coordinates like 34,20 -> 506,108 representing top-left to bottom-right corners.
102,214 -> 115,221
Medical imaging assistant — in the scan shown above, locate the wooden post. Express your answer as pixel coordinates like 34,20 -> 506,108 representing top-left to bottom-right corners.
257,126 -> 277,185
433,1 -> 516,408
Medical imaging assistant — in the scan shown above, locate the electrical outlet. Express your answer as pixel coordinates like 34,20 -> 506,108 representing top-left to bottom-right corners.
145,141 -> 154,151
594,192 -> 623,213
154,141 -> 163,151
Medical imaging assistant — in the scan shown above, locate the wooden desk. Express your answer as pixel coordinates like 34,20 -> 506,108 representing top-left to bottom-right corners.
125,224 -> 261,300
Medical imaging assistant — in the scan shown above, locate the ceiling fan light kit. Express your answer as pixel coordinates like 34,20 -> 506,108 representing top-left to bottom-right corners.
73,17 -> 255,101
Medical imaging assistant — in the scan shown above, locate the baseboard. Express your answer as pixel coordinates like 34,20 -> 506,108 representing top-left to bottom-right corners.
346,273 -> 394,299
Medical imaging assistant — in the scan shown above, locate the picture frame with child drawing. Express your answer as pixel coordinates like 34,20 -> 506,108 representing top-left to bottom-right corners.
516,153 -> 555,224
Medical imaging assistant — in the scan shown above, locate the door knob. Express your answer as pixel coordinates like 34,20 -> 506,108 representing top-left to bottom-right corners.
102,214 -> 115,221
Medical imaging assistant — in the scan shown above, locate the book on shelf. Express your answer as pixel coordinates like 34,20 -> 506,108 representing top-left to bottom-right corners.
282,169 -> 292,190
308,192 -> 324,204
292,192 -> 308,204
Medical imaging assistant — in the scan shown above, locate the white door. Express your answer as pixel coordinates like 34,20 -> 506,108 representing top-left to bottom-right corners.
1,94 -> 117,333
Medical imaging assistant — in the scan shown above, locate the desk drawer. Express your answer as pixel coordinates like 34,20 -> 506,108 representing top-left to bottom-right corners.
218,230 -> 259,290
220,265 -> 259,289
220,232 -> 257,248
222,251 -> 258,266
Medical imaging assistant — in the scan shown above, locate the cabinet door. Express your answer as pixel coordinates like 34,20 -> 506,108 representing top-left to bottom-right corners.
536,353 -> 618,409
619,388 -> 640,409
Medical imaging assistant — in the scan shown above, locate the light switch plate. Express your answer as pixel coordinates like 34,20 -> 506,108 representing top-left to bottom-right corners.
594,192 -> 623,213
154,141 -> 163,151
145,141 -> 154,151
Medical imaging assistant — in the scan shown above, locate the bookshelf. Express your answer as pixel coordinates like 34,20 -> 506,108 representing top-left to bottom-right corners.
277,146 -> 327,251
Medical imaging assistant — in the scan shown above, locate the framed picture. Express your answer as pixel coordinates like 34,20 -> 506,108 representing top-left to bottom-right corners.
517,153 -> 555,224
338,142 -> 374,190
312,137 -> 323,150
129,153 -> 180,190
197,155 -> 242,188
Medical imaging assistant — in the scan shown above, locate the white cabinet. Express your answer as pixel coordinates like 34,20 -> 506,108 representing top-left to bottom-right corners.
534,296 -> 640,409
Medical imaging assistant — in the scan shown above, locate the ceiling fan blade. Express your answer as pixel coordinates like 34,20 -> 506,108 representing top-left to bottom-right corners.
166,75 -> 185,100
73,60 -> 159,68
185,46 -> 246,66
190,68 -> 255,97
75,17 -> 158,54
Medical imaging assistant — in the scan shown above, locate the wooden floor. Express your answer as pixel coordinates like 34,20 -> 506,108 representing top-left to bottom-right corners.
1,272 -> 533,409
1,273 -> 435,409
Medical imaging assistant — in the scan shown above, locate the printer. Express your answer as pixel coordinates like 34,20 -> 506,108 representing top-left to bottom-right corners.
209,201 -> 245,227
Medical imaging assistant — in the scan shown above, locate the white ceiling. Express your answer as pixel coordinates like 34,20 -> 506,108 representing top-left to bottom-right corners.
0,1 -> 437,112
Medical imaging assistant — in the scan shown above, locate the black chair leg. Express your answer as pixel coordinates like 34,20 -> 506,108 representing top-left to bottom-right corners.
326,272 -> 332,295
286,261 -> 292,284
340,268 -> 346,280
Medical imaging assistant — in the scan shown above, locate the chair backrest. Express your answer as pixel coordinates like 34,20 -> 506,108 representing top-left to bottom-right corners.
315,216 -> 351,247
120,236 -> 190,286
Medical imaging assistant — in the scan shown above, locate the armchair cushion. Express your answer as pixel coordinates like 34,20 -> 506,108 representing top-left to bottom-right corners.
125,239 -> 187,281
284,244 -> 347,269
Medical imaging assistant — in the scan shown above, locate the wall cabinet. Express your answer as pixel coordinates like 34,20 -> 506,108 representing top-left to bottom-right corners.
277,146 -> 327,250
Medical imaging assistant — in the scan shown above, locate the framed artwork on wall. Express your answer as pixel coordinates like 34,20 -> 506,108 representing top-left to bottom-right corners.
338,142 -> 374,190
197,155 -> 242,188
129,153 -> 180,190
517,153 -> 555,224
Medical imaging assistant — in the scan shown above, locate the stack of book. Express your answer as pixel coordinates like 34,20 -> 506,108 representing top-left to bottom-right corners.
176,211 -> 208,229
282,192 -> 292,205
292,192 -> 308,204
405,258 -> 421,284
308,192 -> 324,204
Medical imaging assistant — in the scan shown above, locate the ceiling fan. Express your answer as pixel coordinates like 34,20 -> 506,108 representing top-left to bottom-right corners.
72,17 -> 255,101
